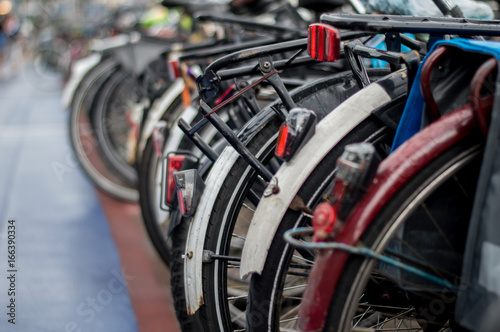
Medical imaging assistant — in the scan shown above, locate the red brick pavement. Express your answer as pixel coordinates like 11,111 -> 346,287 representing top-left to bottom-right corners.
97,192 -> 182,332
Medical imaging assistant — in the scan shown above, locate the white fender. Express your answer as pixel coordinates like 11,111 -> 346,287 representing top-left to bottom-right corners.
62,53 -> 101,109
184,145 -> 240,314
239,82 -> 393,279
137,79 -> 185,161
183,129 -> 277,315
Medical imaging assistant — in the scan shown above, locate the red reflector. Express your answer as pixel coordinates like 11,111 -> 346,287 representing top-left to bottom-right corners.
177,189 -> 186,215
307,23 -> 340,62
275,123 -> 289,158
312,202 -> 337,242
168,59 -> 181,80
166,155 -> 185,204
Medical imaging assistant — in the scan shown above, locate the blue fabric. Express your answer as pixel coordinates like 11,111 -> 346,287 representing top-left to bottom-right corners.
390,38 -> 500,152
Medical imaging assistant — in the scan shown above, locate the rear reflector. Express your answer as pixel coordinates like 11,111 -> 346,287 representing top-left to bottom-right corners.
166,155 -> 185,205
275,108 -> 317,162
330,143 -> 381,220
174,169 -> 205,217
307,23 -> 340,62
275,123 -> 289,159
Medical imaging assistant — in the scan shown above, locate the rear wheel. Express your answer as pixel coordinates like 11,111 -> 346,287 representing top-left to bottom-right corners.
324,135 -> 483,331
197,69 -> 391,331
138,95 -> 183,266
246,115 -> 399,332
200,116 -> 282,332
68,58 -> 139,201
93,69 -> 143,186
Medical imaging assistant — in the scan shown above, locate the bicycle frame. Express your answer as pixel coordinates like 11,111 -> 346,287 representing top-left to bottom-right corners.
182,32 -> 420,182
320,13 -> 500,36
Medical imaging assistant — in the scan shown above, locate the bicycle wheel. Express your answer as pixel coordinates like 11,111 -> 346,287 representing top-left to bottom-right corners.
196,69 -> 390,332
138,95 -> 183,266
323,133 -> 484,331
246,108 -> 404,332
69,57 -> 139,201
92,68 -> 142,186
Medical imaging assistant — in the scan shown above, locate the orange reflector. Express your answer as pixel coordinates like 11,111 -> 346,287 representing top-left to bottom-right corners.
307,23 -> 341,62
166,155 -> 185,204
275,123 -> 289,159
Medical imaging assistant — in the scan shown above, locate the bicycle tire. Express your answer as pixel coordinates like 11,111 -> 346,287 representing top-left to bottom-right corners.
196,69 -> 391,332
92,68 -> 142,186
324,134 -> 484,331
68,57 -> 139,201
246,111 -> 403,332
171,208 -> 205,331
138,95 -> 183,267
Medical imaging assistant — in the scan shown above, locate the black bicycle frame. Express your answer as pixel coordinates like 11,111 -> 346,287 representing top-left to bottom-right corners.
179,30 -> 422,184
321,14 -> 500,37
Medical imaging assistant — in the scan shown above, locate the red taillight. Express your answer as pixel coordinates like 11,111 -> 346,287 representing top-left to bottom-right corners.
166,155 -> 185,204
312,202 -> 337,242
275,108 -> 317,161
275,123 -> 289,158
168,59 -> 181,80
307,23 -> 340,62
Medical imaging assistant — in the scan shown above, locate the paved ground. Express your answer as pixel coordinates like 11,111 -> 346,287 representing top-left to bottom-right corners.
0,66 -> 180,332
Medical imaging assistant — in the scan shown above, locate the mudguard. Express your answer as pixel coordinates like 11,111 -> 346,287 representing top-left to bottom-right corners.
137,78 -> 185,162
239,69 -> 408,279
299,105 -> 478,332
183,106 -> 278,315
62,53 -> 102,109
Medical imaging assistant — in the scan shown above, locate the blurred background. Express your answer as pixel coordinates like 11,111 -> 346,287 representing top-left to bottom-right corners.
0,0 -> 194,81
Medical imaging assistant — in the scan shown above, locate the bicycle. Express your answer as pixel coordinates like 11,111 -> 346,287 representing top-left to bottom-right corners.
286,38 -> 498,331
170,26 -> 423,331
